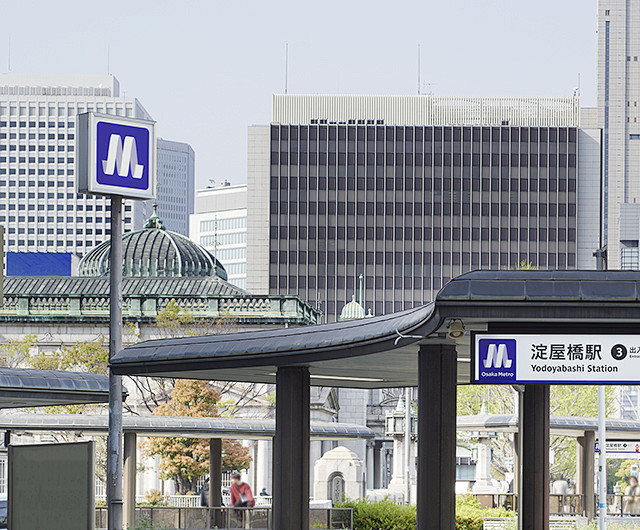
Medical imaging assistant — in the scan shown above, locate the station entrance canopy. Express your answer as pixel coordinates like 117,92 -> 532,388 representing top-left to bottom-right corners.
111,270 -> 640,530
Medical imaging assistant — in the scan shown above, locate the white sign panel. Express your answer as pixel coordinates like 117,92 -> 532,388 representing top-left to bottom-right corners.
474,334 -> 640,384
76,112 -> 156,200
595,441 -> 640,454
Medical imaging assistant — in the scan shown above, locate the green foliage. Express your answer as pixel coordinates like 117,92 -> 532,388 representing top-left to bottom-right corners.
336,496 -> 515,530
28,339 -> 109,375
0,334 -> 38,368
127,514 -> 169,530
337,498 -> 416,530
457,384 -> 616,482
455,495 -> 515,530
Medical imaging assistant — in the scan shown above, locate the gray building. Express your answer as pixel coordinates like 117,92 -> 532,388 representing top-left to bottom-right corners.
248,95 -> 601,322
156,138 -> 195,236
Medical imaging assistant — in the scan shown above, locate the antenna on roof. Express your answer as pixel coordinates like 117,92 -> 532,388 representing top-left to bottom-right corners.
417,44 -> 421,95
284,43 -> 289,94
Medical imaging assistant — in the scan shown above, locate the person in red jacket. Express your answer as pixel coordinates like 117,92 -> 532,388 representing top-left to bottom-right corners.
229,471 -> 255,508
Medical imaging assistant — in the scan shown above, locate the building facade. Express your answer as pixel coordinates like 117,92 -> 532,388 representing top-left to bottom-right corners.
247,95 -> 600,322
190,184 -> 248,289
0,74 -> 153,255
597,0 -> 640,269
156,138 -> 195,236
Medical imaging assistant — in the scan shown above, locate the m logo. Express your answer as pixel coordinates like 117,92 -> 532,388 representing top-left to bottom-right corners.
484,343 -> 513,369
95,120 -> 150,191
476,338 -> 517,383
102,134 -> 144,179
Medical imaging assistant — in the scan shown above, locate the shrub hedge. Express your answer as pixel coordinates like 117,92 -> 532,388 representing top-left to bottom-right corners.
337,495 -> 515,530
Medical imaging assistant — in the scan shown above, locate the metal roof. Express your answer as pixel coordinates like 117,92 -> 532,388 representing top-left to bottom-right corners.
457,414 -> 640,439
111,271 -> 640,389
0,368 -> 123,409
0,413 -> 375,441
4,275 -> 244,298
78,208 -> 228,280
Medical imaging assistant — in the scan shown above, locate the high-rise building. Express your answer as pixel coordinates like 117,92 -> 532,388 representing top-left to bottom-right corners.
0,74 -> 152,254
248,94 -> 601,322
597,0 -> 640,269
156,138 -> 195,236
189,183 -> 247,289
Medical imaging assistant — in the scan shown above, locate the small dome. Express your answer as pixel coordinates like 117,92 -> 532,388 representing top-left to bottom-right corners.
79,206 -> 227,280
339,295 -> 365,321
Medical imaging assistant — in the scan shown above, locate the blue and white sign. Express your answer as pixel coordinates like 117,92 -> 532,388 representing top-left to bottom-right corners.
77,112 -> 156,200
474,334 -> 640,384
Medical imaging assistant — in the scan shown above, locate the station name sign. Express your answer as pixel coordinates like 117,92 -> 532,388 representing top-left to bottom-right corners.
76,112 -> 156,200
473,334 -> 640,384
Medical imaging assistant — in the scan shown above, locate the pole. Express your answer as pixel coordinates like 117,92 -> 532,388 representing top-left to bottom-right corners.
108,196 -> 123,530
594,247 -> 607,528
598,386 -> 607,527
404,387 -> 411,504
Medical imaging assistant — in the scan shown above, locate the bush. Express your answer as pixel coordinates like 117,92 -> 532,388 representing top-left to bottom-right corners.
337,496 -> 516,530
338,498 -> 416,530
456,495 -> 515,530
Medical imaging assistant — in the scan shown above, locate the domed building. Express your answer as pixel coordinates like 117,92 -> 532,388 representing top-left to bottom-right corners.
0,210 -> 320,348
79,206 -> 228,281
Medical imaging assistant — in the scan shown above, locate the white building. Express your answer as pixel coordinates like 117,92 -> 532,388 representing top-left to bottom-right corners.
189,184 -> 247,289
156,138 -> 195,236
597,0 -> 640,269
0,74 -> 154,254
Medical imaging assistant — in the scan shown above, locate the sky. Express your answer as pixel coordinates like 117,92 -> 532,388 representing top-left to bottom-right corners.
0,0 -> 598,189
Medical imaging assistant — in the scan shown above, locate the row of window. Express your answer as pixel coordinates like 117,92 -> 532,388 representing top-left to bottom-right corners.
224,263 -> 246,275
272,152 -> 577,168
200,232 -> 247,247
215,247 -> 247,261
200,217 -> 247,233
271,125 -> 578,144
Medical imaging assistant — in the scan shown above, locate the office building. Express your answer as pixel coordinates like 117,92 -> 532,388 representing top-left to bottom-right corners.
189,183 -> 247,289
0,74 -> 152,254
156,138 -> 195,236
597,0 -> 640,269
248,94 -> 601,322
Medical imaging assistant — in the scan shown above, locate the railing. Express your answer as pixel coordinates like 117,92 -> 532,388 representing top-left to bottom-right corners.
459,494 -> 583,516
95,494 -> 274,508
605,494 -> 640,516
0,292 -> 321,325
94,506 -> 354,529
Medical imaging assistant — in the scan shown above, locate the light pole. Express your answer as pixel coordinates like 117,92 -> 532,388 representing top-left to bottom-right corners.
594,247 -> 607,528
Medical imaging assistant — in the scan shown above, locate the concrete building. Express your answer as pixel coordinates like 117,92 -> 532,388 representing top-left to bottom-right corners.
189,184 -> 247,289
248,94 -> 601,322
597,0 -> 640,269
0,74 -> 152,254
156,138 -> 195,236
0,74 -> 195,253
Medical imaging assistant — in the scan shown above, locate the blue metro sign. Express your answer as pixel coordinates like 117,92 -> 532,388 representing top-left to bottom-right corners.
77,112 -> 156,200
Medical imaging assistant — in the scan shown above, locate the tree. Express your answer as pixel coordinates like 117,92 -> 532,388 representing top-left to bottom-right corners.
457,385 -> 616,482
142,379 -> 252,494
0,334 -> 38,368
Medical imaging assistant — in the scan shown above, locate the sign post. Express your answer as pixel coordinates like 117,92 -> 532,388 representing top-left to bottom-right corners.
77,112 -> 155,530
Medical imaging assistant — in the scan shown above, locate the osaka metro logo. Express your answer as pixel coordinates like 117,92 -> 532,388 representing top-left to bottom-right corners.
96,121 -> 150,191
477,339 -> 517,383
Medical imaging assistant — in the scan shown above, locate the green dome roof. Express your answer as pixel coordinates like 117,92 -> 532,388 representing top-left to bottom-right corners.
78,207 -> 227,280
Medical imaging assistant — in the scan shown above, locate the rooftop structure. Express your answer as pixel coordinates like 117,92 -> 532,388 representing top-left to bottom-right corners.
273,94 -> 581,127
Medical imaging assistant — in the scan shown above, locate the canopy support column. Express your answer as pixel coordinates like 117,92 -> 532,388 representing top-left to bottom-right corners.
576,431 -> 595,520
521,384 -> 550,530
209,438 -> 222,527
274,366 -> 310,529
123,432 -> 136,529
417,344 -> 457,529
